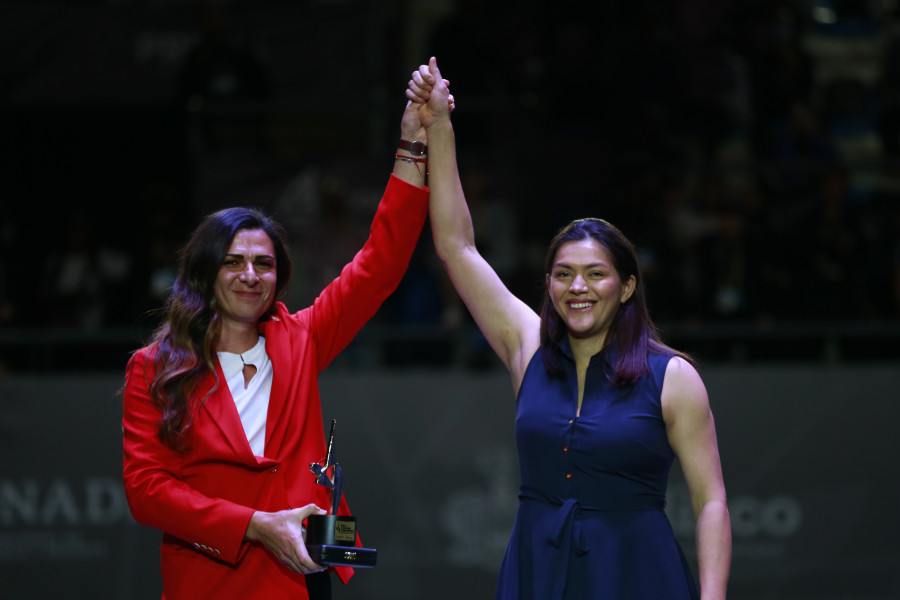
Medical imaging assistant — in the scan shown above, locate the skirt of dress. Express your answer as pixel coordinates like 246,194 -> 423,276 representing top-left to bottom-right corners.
496,499 -> 699,600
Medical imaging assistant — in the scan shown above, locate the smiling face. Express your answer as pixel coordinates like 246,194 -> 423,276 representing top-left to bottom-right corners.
213,228 -> 277,330
548,238 -> 636,343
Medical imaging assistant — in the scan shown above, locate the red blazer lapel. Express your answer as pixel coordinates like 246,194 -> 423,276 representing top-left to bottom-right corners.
261,316 -> 292,455
199,359 -> 257,462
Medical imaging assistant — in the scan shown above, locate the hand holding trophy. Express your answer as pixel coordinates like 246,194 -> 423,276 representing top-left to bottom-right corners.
306,419 -> 377,567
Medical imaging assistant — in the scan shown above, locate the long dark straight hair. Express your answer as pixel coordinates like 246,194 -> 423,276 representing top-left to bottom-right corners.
147,206 -> 292,450
539,218 -> 690,385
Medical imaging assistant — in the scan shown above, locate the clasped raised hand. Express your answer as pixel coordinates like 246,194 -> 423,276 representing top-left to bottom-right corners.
406,56 -> 455,129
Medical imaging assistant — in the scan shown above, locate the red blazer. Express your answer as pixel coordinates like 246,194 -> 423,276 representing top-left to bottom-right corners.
122,175 -> 428,599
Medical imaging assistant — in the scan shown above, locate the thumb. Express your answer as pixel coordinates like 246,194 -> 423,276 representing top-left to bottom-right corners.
429,56 -> 444,85
298,503 -> 327,518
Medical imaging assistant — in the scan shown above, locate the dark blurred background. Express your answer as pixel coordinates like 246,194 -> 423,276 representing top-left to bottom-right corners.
1,0 -> 898,598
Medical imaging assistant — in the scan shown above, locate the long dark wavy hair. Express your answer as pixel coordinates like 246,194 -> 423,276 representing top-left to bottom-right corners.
539,218 -> 690,385
147,206 -> 292,451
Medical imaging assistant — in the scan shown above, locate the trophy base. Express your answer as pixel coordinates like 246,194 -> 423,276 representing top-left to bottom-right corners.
306,514 -> 377,567
306,543 -> 377,568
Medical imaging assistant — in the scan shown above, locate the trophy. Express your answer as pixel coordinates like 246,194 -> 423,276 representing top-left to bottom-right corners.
306,419 -> 377,567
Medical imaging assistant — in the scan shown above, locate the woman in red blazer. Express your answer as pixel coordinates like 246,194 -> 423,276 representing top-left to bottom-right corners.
122,86 -> 450,599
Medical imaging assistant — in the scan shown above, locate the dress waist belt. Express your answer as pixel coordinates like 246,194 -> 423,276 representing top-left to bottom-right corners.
518,487 -> 665,599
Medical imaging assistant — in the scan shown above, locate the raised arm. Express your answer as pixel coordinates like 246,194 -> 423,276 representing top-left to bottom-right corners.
392,98 -> 429,188
302,97 -> 431,369
409,57 -> 540,387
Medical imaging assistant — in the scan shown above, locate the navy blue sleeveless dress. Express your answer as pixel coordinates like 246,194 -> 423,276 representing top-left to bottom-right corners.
496,340 -> 699,599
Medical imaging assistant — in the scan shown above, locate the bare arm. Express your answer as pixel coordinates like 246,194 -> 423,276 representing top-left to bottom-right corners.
409,57 -> 540,389
662,357 -> 732,600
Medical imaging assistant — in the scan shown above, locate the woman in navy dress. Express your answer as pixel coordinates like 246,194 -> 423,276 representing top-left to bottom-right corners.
406,58 -> 732,599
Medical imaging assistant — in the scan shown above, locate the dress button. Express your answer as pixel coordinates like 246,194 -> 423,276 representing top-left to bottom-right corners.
566,473 -> 572,479
271,467 -> 278,473
568,419 -> 574,424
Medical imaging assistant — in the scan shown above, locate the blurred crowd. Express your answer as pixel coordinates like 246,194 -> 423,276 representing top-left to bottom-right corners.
428,0 -> 900,326
2,0 -> 899,365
